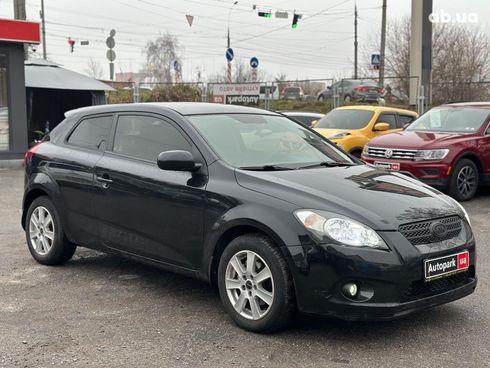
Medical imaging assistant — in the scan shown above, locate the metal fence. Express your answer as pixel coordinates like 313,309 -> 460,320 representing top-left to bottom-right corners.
105,77 -> 490,115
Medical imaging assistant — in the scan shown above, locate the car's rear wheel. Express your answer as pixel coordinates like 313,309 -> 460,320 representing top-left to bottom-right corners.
25,197 -> 77,265
448,159 -> 479,201
217,233 -> 295,333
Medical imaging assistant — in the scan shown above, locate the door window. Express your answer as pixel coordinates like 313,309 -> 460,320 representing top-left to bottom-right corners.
67,115 -> 113,150
113,115 -> 190,162
398,114 -> 416,128
377,113 -> 397,130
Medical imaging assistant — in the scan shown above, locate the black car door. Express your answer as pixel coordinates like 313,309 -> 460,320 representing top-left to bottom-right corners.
92,113 -> 208,269
49,114 -> 114,247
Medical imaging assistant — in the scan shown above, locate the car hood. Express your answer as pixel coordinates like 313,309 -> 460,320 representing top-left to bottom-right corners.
368,130 -> 478,150
235,164 -> 461,231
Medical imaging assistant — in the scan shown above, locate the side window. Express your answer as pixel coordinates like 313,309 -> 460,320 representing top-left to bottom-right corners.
113,115 -> 191,162
377,113 -> 397,130
486,124 -> 490,135
398,114 -> 416,128
67,115 -> 113,150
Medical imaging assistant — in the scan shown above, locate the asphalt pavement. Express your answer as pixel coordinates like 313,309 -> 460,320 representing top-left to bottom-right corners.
1,168 -> 489,368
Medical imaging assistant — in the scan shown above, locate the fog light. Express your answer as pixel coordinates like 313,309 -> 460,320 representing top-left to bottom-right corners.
342,282 -> 358,298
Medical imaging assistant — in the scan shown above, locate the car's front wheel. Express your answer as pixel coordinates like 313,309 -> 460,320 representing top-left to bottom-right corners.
217,233 -> 295,333
448,159 -> 479,201
25,196 -> 77,265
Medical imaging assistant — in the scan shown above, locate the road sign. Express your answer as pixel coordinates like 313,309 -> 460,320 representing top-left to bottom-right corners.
226,48 -> 234,62
106,36 -> 115,49
106,49 -> 116,62
371,53 -> 380,66
250,57 -> 259,69
173,60 -> 181,72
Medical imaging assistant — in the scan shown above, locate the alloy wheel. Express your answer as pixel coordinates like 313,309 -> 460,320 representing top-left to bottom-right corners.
29,206 -> 55,255
224,250 -> 274,320
457,166 -> 476,198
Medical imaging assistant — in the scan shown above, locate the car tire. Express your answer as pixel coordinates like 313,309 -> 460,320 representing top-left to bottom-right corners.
217,233 -> 295,333
448,159 -> 479,201
25,196 -> 77,265
349,149 -> 362,158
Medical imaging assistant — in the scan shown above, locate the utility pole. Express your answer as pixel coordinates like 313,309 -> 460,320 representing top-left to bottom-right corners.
379,0 -> 387,86
226,1 -> 238,83
354,3 -> 358,79
40,0 -> 47,59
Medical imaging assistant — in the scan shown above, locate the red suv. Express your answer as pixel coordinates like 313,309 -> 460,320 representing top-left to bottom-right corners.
362,102 -> 490,201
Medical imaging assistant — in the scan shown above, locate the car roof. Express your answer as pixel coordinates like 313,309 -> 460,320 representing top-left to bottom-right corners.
279,111 -> 324,117
65,102 -> 278,117
334,105 -> 418,115
443,102 -> 490,109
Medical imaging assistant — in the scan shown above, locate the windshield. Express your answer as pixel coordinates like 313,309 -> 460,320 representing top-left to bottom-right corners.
315,109 -> 374,130
406,107 -> 489,133
187,113 -> 354,168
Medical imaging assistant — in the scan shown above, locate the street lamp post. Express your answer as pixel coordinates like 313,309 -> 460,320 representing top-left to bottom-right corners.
227,1 -> 238,83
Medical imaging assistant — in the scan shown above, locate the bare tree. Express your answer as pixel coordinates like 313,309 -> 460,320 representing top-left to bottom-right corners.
85,58 -> 104,79
366,18 -> 490,104
142,33 -> 182,83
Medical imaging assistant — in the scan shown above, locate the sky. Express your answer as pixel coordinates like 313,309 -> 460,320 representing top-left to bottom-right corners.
1,0 -> 489,81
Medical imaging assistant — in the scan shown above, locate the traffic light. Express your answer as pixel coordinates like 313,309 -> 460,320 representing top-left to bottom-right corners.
292,13 -> 300,28
258,11 -> 272,18
68,38 -> 75,53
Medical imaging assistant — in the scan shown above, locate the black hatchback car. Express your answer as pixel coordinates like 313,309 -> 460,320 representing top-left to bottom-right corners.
23,103 -> 476,332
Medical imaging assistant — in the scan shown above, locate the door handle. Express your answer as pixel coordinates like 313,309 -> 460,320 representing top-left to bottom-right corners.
96,174 -> 113,187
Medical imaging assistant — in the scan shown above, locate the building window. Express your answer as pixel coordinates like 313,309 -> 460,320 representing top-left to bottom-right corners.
0,54 -> 8,151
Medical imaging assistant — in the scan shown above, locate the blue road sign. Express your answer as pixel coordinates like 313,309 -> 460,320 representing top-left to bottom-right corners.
226,48 -> 234,62
371,53 -> 381,66
250,56 -> 259,69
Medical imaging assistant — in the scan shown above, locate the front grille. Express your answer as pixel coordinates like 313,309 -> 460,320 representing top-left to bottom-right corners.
366,146 -> 417,160
402,270 -> 472,302
399,216 -> 463,245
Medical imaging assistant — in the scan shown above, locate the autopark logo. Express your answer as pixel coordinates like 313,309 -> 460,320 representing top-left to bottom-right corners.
429,9 -> 479,24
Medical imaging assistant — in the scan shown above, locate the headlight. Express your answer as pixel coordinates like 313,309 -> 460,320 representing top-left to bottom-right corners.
362,145 -> 369,156
328,132 -> 351,140
294,210 -> 388,249
415,149 -> 449,161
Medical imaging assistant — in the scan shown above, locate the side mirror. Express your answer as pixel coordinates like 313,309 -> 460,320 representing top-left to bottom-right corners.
157,150 -> 201,172
374,122 -> 390,131
310,120 -> 318,127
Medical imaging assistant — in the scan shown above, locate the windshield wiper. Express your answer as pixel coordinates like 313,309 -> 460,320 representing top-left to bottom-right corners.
238,165 -> 295,171
297,161 -> 357,170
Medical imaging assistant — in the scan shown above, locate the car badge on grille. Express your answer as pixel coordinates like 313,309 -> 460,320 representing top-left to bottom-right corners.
385,149 -> 393,159
430,222 -> 448,238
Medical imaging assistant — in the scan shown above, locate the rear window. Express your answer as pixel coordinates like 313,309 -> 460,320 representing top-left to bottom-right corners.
316,109 -> 374,130
67,115 -> 113,150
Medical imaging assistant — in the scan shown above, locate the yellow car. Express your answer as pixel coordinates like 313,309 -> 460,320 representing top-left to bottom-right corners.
314,106 -> 418,157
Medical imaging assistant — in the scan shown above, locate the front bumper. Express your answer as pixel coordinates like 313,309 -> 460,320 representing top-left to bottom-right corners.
284,227 -> 476,320
362,156 -> 451,190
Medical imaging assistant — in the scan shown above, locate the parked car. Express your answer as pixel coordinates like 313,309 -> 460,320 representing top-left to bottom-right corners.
23,103 -> 476,332
279,111 -> 324,127
314,106 -> 418,157
362,102 -> 490,201
281,86 -> 304,100
318,79 -> 384,103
